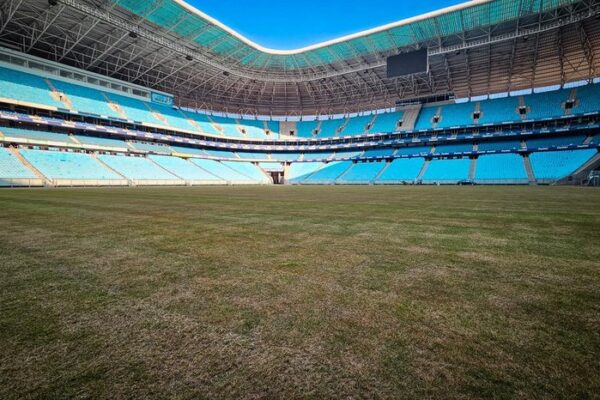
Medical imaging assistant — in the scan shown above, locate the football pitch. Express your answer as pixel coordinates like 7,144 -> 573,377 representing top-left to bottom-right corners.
0,186 -> 598,399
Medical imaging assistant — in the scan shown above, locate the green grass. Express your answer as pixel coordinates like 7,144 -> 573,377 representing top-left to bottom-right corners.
0,186 -> 599,399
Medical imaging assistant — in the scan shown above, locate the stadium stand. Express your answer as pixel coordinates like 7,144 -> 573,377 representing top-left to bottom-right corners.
371,111 -> 404,132
0,66 -> 64,109
221,161 -> 271,184
21,149 -> 124,185
478,96 -> 520,123
523,89 -> 570,119
97,154 -> 182,185
296,120 -> 319,138
363,148 -> 396,158
0,34 -> 598,187
130,141 -> 173,153
526,136 -> 587,149
287,162 -> 324,183
337,161 -> 387,184
342,115 -> 373,136
0,127 -> 75,144
0,147 -> 39,186
303,162 -> 352,184
474,154 -> 529,184
189,158 -> 261,184
434,143 -> 474,154
74,135 -> 128,149
148,155 -> 225,184
529,150 -> 597,182
421,158 -> 472,184
375,158 -> 425,183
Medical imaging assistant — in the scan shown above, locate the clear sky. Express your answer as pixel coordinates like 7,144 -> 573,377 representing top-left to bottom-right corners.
188,0 -> 467,49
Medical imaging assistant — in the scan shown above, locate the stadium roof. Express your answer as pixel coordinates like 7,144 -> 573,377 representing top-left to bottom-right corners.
0,0 -> 599,115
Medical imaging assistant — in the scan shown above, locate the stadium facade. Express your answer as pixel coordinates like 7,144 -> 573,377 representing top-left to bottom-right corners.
0,0 -> 599,187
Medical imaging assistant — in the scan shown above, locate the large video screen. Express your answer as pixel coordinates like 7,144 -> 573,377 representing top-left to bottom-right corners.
387,48 -> 428,78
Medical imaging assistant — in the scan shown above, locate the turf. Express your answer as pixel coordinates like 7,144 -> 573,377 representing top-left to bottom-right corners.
0,186 -> 599,399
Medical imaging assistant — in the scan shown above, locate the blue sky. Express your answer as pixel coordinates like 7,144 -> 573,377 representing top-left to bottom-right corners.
189,0 -> 467,49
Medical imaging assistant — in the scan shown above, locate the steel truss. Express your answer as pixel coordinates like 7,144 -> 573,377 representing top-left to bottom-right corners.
0,0 -> 599,116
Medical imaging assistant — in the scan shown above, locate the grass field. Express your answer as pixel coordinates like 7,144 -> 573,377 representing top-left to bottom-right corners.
0,186 -> 599,399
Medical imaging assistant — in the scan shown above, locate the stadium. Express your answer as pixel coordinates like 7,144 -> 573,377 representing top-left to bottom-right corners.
0,0 -> 599,398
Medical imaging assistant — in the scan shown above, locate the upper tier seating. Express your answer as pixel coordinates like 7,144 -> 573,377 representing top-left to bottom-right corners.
270,153 -> 302,161
74,135 -> 128,149
363,148 -> 395,158
148,155 -> 224,183
318,119 -> 345,138
204,149 -> 238,159
1,127 -> 75,144
237,152 -> 270,160
21,149 -> 121,181
421,158 -> 471,183
474,154 -> 528,184
171,146 -> 208,156
437,102 -> 476,128
478,96 -> 520,124
376,158 -> 425,183
372,111 -> 404,133
395,146 -> 432,156
303,152 -> 333,161
266,121 -> 280,136
529,149 -> 597,181
296,120 -> 319,138
342,115 -> 373,136
97,154 -> 181,182
0,66 -> 64,109
332,150 -> 363,160
434,143 -> 474,154
240,120 -> 269,140
478,140 -> 522,152
303,161 -> 352,183
50,79 -> 121,118
414,106 -> 439,130
180,111 -> 221,135
210,116 -> 242,137
137,141 -> 173,153
526,135 -> 587,149
287,162 -> 324,183
130,141 -> 173,153
337,161 -> 386,183
572,83 -> 600,114
523,89 -> 570,119
0,147 -> 37,184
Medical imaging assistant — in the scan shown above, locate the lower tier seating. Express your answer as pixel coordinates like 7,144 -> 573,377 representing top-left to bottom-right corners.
421,158 -> 471,184
21,149 -> 122,183
474,154 -> 529,184
529,149 -> 597,181
0,147 -> 38,186
337,161 -> 387,183
302,161 -> 352,184
97,154 -> 182,184
148,155 -> 225,183
376,158 -> 425,183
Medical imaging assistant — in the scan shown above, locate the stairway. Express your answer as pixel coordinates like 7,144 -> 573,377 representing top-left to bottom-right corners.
8,147 -> 49,185
518,96 -> 528,120
45,79 -> 73,109
523,155 -> 536,184
101,92 -> 128,119
416,159 -> 430,181
469,157 -> 477,181
399,104 -> 422,132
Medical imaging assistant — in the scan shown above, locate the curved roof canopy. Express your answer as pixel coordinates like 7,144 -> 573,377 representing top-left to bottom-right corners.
0,0 -> 598,115
114,0 -> 571,71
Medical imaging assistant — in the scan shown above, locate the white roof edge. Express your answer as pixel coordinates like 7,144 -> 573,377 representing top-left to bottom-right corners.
171,0 -> 493,55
